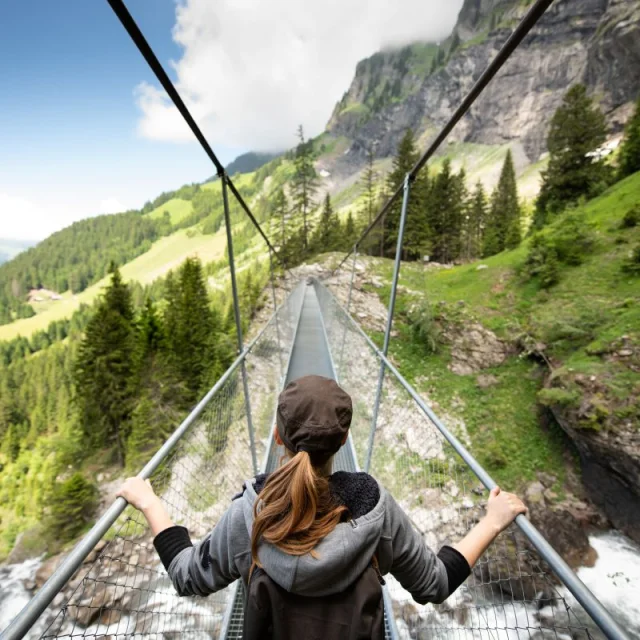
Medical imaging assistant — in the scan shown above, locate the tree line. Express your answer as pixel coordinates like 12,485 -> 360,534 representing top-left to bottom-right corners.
352,85 -> 640,265
353,128 -> 521,264
0,182 -> 225,326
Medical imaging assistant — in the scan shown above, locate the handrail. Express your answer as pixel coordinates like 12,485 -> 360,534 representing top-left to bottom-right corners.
315,280 -> 630,640
0,299 -> 290,640
336,0 -> 555,271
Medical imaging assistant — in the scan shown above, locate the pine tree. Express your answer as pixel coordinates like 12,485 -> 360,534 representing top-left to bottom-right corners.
360,147 -> 379,227
163,258 -> 219,402
291,125 -> 319,252
74,265 -> 137,464
272,188 -> 289,261
46,473 -> 98,543
138,298 -> 163,356
426,159 -> 463,263
312,193 -> 340,253
126,327 -> 187,474
534,85 -> 609,228
484,150 -> 521,256
463,181 -> 487,260
385,129 -> 424,259
451,168 -> 468,259
618,95 -> 640,180
343,212 -> 357,251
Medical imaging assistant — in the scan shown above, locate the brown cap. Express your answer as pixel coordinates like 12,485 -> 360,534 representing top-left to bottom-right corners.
276,375 -> 352,461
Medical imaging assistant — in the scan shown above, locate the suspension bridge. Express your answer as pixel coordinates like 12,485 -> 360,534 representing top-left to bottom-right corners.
1,0 -> 631,638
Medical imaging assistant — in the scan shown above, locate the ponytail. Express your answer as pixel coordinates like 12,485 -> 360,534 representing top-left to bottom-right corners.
251,451 -> 347,564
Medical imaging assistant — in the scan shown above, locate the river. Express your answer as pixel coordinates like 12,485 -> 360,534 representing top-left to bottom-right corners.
555,531 -> 640,638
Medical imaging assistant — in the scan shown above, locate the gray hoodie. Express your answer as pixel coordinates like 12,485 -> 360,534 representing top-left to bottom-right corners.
160,473 -> 464,605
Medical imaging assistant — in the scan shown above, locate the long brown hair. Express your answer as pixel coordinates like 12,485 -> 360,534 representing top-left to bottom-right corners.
251,451 -> 347,565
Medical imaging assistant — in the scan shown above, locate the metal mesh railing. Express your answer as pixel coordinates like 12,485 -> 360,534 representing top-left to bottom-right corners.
314,278 -> 600,640
18,283 -> 303,640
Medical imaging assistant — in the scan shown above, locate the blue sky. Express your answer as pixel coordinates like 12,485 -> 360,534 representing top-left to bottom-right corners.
0,1 -> 240,240
0,0 -> 460,242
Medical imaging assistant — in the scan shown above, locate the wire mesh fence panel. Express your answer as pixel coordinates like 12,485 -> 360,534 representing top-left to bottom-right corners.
27,284 -> 305,640
34,365 -> 247,640
315,281 -> 600,640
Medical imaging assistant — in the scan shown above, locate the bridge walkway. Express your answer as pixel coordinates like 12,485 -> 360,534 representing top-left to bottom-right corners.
221,283 -> 394,638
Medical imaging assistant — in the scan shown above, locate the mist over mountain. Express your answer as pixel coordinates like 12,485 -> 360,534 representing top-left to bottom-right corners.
0,239 -> 35,265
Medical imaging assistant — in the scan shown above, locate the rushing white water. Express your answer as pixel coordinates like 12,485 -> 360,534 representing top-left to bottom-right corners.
556,531 -> 640,639
0,557 -> 44,638
1,531 -> 640,638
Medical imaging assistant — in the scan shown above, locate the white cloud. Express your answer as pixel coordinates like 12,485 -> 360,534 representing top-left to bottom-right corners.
135,0 -> 462,150
99,197 -> 127,214
0,193 -> 52,241
0,193 -> 130,241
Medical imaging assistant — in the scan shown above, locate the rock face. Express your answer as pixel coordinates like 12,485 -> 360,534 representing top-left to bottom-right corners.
326,0 -> 640,167
549,403 -> 640,544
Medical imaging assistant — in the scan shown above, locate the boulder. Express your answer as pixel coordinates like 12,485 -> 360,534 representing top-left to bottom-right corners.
35,554 -> 64,589
448,323 -> 509,375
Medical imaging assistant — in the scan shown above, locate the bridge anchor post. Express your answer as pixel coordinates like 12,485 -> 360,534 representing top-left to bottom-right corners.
366,173 -> 412,472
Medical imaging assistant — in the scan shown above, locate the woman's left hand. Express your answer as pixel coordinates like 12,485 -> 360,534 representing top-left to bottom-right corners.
117,477 -> 160,513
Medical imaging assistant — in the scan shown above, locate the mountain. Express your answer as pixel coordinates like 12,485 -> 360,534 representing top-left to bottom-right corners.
0,238 -> 34,265
225,151 -> 282,176
2,0 -> 639,339
326,0 -> 640,171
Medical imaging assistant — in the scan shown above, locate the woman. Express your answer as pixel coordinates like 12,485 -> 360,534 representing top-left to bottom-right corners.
119,375 -> 527,636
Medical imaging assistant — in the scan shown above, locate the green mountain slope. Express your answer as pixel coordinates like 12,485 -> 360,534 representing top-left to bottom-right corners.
356,171 -> 640,539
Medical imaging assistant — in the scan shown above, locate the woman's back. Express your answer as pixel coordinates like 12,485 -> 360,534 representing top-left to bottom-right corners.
120,375 -> 526,638
159,470 -> 455,605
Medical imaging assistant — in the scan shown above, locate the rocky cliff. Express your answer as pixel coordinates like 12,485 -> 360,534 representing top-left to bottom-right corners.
326,0 -> 640,168
544,349 -> 640,544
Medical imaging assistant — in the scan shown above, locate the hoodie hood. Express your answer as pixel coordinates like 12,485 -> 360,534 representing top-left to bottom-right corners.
240,474 -> 388,597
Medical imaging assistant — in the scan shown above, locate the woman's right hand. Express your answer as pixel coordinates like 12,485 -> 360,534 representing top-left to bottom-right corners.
117,477 -> 160,513
484,486 -> 528,533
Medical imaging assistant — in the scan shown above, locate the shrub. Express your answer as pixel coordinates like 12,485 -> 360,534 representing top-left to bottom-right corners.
407,299 -> 440,353
524,235 -> 560,288
484,441 -> 507,470
621,205 -> 640,229
550,212 -> 596,266
46,473 -> 98,543
621,244 -> 640,276
525,212 -> 595,286
538,387 -> 580,408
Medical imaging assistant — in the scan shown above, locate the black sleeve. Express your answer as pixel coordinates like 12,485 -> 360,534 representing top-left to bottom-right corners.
437,545 -> 471,595
154,526 -> 193,571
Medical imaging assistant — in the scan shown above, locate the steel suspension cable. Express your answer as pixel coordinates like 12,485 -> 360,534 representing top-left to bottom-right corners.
106,0 -> 286,268
336,0 -> 555,271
